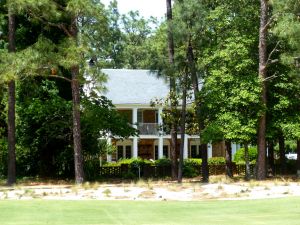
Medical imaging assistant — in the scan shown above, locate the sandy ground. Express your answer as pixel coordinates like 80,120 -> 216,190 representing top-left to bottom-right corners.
1,177 -> 300,201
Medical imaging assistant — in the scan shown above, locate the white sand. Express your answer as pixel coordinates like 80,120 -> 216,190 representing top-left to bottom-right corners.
1,178 -> 300,201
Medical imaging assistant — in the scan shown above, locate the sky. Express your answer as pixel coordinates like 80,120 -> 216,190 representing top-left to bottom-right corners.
101,0 -> 166,19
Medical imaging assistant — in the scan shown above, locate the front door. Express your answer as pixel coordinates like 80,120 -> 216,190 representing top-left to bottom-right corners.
138,144 -> 153,159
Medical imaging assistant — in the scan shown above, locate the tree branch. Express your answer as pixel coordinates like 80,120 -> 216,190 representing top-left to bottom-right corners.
27,10 -> 72,37
48,75 -> 72,83
262,13 -> 278,32
267,41 -> 280,65
263,72 -> 281,82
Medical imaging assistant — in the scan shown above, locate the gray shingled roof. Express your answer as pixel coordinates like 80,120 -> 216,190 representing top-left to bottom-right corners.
102,69 -> 169,105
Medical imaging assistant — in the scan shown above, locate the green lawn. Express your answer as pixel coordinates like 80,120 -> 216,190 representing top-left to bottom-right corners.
0,198 -> 299,225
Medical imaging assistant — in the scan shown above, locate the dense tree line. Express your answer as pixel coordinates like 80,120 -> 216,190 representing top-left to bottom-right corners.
0,0 -> 300,184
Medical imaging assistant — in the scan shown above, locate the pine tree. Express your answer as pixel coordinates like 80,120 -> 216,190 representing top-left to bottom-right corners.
7,1 -> 16,185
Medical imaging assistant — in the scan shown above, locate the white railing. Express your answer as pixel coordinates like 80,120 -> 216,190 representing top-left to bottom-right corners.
138,123 -> 159,135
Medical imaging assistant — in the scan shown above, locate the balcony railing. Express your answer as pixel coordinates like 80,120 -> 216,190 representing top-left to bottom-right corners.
138,123 -> 160,135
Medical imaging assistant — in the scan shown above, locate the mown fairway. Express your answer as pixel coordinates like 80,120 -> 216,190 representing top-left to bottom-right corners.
0,198 -> 299,225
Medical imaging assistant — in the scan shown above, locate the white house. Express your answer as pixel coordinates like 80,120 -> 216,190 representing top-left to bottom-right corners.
102,69 -> 240,161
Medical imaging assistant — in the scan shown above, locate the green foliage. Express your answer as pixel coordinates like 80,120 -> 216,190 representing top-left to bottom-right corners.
0,138 -> 7,177
113,158 -> 152,167
182,158 -> 202,178
17,78 -> 73,178
208,157 -> 226,165
154,158 -> 172,166
182,165 -> 198,178
122,171 -> 137,179
184,158 -> 202,167
234,147 -> 258,163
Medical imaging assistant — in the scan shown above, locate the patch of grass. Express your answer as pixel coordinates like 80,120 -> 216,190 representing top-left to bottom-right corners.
91,182 -> 100,190
138,190 -> 156,199
167,184 -> 183,192
264,186 -> 271,190
71,186 -> 79,195
23,189 -> 34,197
0,198 -> 296,225
1,190 -> 8,199
102,188 -> 111,197
240,188 -> 250,193
210,175 -> 234,184
217,184 -> 224,190
249,180 -> 260,188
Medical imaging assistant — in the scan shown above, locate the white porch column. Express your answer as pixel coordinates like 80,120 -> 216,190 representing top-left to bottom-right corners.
231,143 -> 237,160
183,135 -> 188,159
158,107 -> 164,159
208,143 -> 213,158
158,137 -> 163,159
158,107 -> 163,133
106,137 -> 112,162
132,107 -> 138,158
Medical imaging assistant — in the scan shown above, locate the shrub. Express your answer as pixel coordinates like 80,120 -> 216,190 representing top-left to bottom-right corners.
103,158 -> 153,167
208,157 -> 226,165
182,158 -> 202,178
84,158 -> 100,180
183,165 -> 198,177
0,138 -> 7,178
234,147 -> 257,163
118,158 -> 153,167
122,171 -> 137,179
184,158 -> 202,166
155,158 -> 171,166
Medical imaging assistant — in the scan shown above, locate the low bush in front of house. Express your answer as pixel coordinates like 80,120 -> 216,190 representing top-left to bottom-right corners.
104,157 -> 153,167
234,147 -> 257,164
208,157 -> 226,165
100,157 -> 229,179
182,158 -> 202,178
154,158 -> 172,166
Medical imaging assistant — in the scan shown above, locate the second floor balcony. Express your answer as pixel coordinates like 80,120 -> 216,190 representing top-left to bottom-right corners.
138,123 -> 160,135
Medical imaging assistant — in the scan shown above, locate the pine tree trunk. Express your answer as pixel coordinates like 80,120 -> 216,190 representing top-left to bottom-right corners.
268,141 -> 275,176
225,141 -> 233,178
296,140 -> 300,177
71,65 -> 84,184
244,142 -> 250,181
187,42 -> 209,182
166,0 -> 178,180
257,0 -> 268,180
70,17 -> 84,184
278,134 -> 286,175
7,9 -> 16,186
178,70 -> 188,183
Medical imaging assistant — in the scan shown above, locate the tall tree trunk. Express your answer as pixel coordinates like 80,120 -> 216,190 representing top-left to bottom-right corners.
278,134 -> 286,175
70,18 -> 84,184
7,8 -> 16,186
257,0 -> 268,180
225,141 -> 233,178
187,42 -> 209,182
296,140 -> 300,177
178,70 -> 188,183
268,141 -> 275,176
166,0 -> 178,180
244,142 -> 250,181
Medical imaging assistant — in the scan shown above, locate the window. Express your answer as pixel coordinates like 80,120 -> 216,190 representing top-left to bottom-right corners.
198,145 -> 203,159
125,146 -> 132,158
137,110 -> 143,123
163,145 -> 169,158
117,146 -> 123,160
191,145 -> 197,158
155,110 -> 159,123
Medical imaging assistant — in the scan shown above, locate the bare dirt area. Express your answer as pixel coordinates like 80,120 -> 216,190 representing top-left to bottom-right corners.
0,176 -> 300,201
